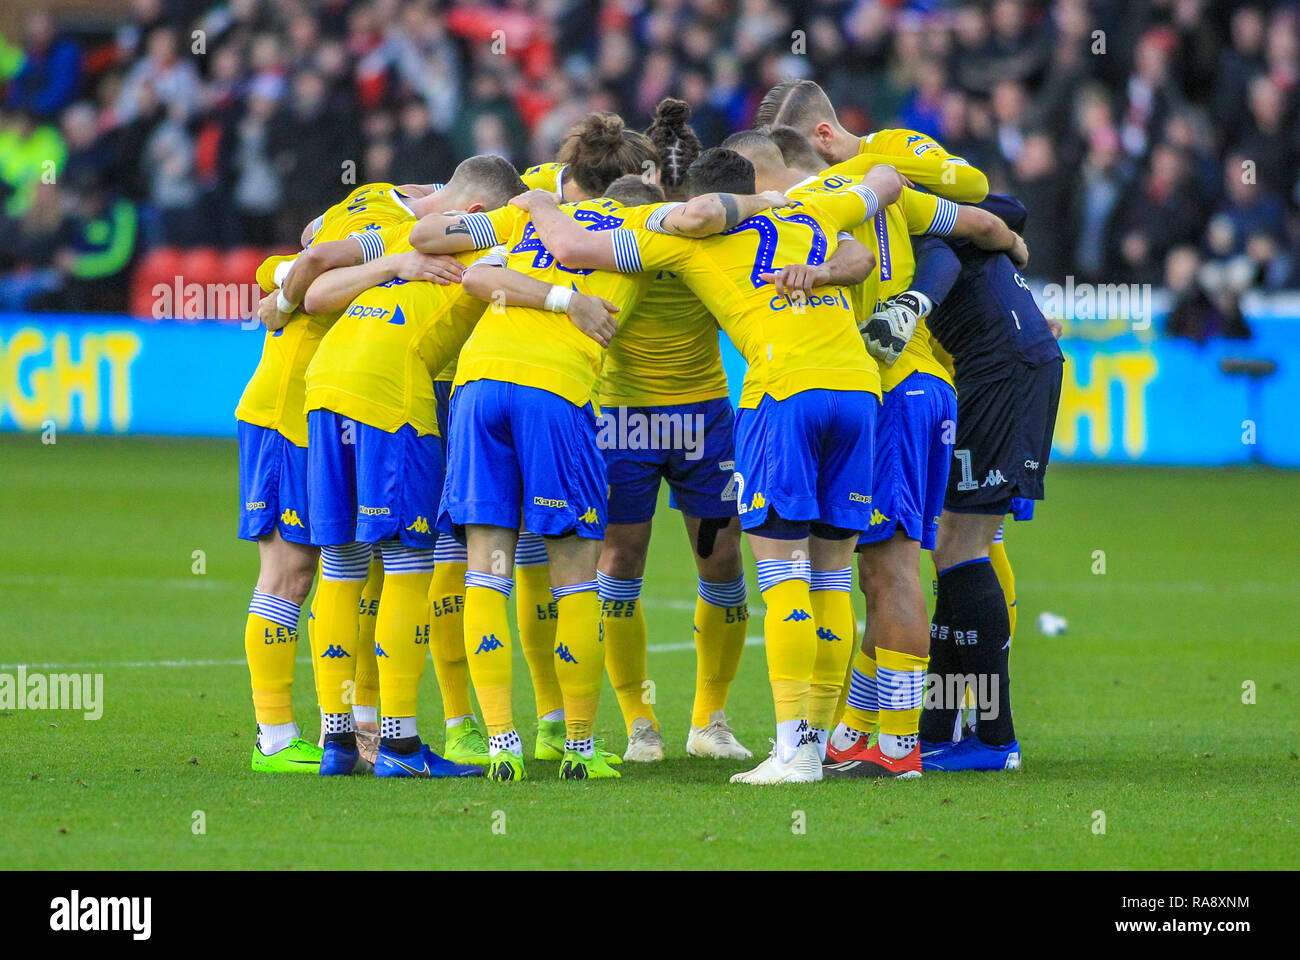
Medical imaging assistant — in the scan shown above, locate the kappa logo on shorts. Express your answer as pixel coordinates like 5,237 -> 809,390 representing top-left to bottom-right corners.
475,634 -> 503,654
533,496 -> 568,509
555,642 -> 579,664
405,516 -> 431,533
280,508 -> 304,527
360,505 -> 391,516
245,500 -> 267,511
579,507 -> 598,524
849,492 -> 871,503
982,470 -> 1007,487
320,645 -> 350,659
742,491 -> 766,513
869,509 -> 890,525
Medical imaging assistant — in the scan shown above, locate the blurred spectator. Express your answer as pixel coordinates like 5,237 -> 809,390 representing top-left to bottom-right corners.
0,0 -> 1294,324
1164,246 -> 1252,342
6,11 -> 82,120
1112,143 -> 1202,284
31,171 -> 138,313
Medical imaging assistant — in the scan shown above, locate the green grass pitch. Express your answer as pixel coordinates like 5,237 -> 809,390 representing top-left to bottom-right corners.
2,434 -> 1297,870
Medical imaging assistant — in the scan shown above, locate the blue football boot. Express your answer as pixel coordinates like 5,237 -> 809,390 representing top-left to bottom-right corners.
374,741 -> 485,778
922,736 -> 1022,772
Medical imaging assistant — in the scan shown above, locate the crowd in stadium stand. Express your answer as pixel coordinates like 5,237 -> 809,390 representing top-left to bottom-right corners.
0,0 -> 1296,334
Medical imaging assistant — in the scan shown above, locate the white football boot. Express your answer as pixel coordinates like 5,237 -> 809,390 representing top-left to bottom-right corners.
623,717 -> 665,762
686,710 -> 754,759
729,740 -> 823,784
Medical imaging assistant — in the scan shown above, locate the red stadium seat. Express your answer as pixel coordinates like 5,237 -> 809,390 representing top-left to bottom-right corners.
130,246 -> 184,319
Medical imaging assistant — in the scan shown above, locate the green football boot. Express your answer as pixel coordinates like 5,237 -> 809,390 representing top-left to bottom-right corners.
443,717 -> 491,767
250,736 -> 324,773
558,749 -> 622,780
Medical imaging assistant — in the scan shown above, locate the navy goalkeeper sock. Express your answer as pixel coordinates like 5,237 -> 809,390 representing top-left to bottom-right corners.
920,564 -> 962,743
942,557 -> 1015,747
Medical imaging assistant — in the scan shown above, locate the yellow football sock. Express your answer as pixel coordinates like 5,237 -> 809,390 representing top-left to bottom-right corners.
463,578 -> 514,736
306,585 -> 321,692
428,559 -> 474,720
373,569 -> 431,720
312,574 -> 365,714
552,584 -> 604,743
516,562 -> 563,719
354,553 -> 383,711
759,577 -> 817,724
989,538 -> 1017,642
875,646 -> 929,737
691,576 -> 749,728
808,572 -> 855,731
244,591 -> 301,725
841,647 -> 879,734
599,574 -> 656,733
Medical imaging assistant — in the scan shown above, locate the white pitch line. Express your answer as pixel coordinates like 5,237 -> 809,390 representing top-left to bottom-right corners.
0,637 -> 767,671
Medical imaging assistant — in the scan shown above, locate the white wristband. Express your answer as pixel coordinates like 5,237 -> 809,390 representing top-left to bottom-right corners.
544,285 -> 574,313
277,290 -> 297,315
273,258 -> 296,287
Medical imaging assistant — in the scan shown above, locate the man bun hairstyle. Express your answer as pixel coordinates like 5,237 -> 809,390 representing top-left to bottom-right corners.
558,112 -> 660,197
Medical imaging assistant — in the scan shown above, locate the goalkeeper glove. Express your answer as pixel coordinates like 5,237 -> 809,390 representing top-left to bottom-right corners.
861,290 -> 932,366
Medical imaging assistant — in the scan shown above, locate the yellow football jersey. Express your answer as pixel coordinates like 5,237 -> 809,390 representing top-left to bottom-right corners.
797,170 -> 957,393
858,129 -> 988,203
522,162 -> 567,196
453,197 -> 653,408
596,203 -> 729,407
234,182 -> 415,445
623,188 -> 881,408
305,221 -> 492,437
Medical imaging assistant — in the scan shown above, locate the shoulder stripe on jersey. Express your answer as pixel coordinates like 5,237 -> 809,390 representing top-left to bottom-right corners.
927,198 -> 959,236
390,189 -> 415,218
848,184 -> 880,222
645,202 -> 683,234
460,212 -> 498,249
350,229 -> 385,262
468,251 -> 507,270
611,228 -> 642,272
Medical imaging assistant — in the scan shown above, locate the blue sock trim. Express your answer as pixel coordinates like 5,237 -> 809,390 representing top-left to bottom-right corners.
321,542 -> 372,581
433,534 -> 468,564
876,662 -> 926,711
552,579 -> 597,601
698,574 -> 747,607
755,558 -> 811,593
249,591 -> 301,632
515,532 -> 548,566
596,571 -> 643,602
465,570 -> 512,596
809,567 -> 852,592
380,539 -> 435,574
846,667 -> 879,713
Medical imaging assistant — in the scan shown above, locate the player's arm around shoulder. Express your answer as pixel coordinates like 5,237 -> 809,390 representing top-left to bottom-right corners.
461,255 -> 619,348
301,252 -> 464,317
867,128 -> 990,203
760,233 -> 875,296
650,190 -> 791,238
948,204 -> 1029,270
